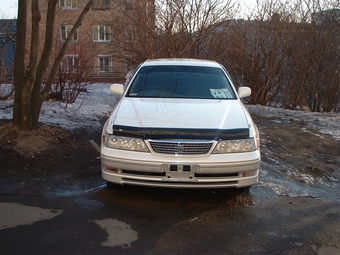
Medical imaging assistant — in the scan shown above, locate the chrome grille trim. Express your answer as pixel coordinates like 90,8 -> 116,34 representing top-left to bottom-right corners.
148,140 -> 213,155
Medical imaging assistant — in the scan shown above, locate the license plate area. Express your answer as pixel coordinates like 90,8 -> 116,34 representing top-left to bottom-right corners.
162,164 -> 198,182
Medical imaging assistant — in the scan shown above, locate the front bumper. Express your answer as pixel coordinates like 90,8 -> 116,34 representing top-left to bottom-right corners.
101,147 -> 261,188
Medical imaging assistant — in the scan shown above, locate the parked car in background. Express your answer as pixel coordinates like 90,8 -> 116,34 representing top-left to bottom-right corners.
101,59 -> 260,188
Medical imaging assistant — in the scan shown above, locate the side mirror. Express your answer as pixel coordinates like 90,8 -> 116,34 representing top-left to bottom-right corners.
238,87 -> 251,98
110,83 -> 125,96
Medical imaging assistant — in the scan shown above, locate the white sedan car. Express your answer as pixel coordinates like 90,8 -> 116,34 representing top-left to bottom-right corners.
101,59 -> 260,188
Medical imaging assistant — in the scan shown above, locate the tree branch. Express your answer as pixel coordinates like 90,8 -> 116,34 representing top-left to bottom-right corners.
41,0 -> 94,99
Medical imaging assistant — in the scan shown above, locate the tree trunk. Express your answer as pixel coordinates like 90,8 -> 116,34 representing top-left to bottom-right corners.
12,0 -> 27,127
21,0 -> 41,130
30,0 -> 60,129
12,0 -> 94,131
32,0 -> 94,129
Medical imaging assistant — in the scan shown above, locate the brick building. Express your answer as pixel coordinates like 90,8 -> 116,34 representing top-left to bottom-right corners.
27,0 -> 155,83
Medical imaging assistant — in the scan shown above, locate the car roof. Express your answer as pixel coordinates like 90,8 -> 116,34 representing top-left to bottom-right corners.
141,58 -> 223,68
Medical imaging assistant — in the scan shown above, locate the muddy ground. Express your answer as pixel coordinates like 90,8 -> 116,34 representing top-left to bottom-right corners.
0,113 -> 339,194
0,119 -> 102,196
253,114 -> 339,180
0,113 -> 340,254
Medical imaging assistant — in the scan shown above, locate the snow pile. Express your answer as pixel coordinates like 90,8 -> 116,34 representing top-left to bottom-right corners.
0,84 -> 120,132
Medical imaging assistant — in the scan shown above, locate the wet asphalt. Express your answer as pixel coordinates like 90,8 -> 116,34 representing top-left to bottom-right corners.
1,170 -> 340,255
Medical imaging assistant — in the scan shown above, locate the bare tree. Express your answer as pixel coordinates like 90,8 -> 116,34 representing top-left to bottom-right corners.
108,0 -> 157,68
12,0 -> 94,131
208,0 -> 339,111
210,1 -> 292,106
283,0 -> 340,112
107,0 -> 238,68
156,0 -> 238,58
49,41 -> 95,106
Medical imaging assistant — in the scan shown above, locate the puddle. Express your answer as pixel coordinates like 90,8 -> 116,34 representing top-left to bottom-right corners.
0,202 -> 63,230
94,218 -> 138,248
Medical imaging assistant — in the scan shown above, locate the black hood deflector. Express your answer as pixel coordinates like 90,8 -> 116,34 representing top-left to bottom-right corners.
112,125 -> 249,140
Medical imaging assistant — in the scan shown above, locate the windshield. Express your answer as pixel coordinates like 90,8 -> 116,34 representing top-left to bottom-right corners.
126,65 -> 236,99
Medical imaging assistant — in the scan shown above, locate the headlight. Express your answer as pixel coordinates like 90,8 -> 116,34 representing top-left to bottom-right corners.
212,138 -> 257,154
104,133 -> 149,152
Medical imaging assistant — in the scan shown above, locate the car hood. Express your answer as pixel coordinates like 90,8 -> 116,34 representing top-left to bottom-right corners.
109,98 -> 249,132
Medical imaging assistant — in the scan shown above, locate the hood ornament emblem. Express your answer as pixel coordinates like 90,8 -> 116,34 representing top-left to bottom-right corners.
177,144 -> 185,153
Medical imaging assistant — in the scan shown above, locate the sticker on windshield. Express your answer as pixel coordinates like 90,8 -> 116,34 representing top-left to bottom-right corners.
210,89 -> 233,99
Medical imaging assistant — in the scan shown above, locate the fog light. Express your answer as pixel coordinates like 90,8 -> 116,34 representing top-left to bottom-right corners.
104,167 -> 121,173
240,170 -> 258,177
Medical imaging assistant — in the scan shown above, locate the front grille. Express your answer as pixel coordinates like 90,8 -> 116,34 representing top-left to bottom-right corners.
149,141 -> 213,155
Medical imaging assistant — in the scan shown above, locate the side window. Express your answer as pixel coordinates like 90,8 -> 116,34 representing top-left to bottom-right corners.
93,0 -> 110,9
61,55 -> 79,73
60,25 -> 78,42
59,0 -> 77,9
98,55 -> 111,73
92,25 -> 111,42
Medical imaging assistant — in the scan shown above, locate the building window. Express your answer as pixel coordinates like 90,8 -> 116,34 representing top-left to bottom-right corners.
125,0 -> 136,10
60,25 -> 78,42
92,25 -> 111,42
93,0 -> 110,9
59,0 -> 77,9
98,55 -> 111,72
126,25 -> 135,42
61,55 -> 79,72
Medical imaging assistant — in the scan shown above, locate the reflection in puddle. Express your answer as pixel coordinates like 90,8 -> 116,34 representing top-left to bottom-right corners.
0,203 -> 63,230
94,218 -> 138,248
92,185 -> 253,212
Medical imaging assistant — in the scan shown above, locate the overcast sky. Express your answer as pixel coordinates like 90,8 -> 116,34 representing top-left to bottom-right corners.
0,0 -> 258,19
0,0 -> 17,19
